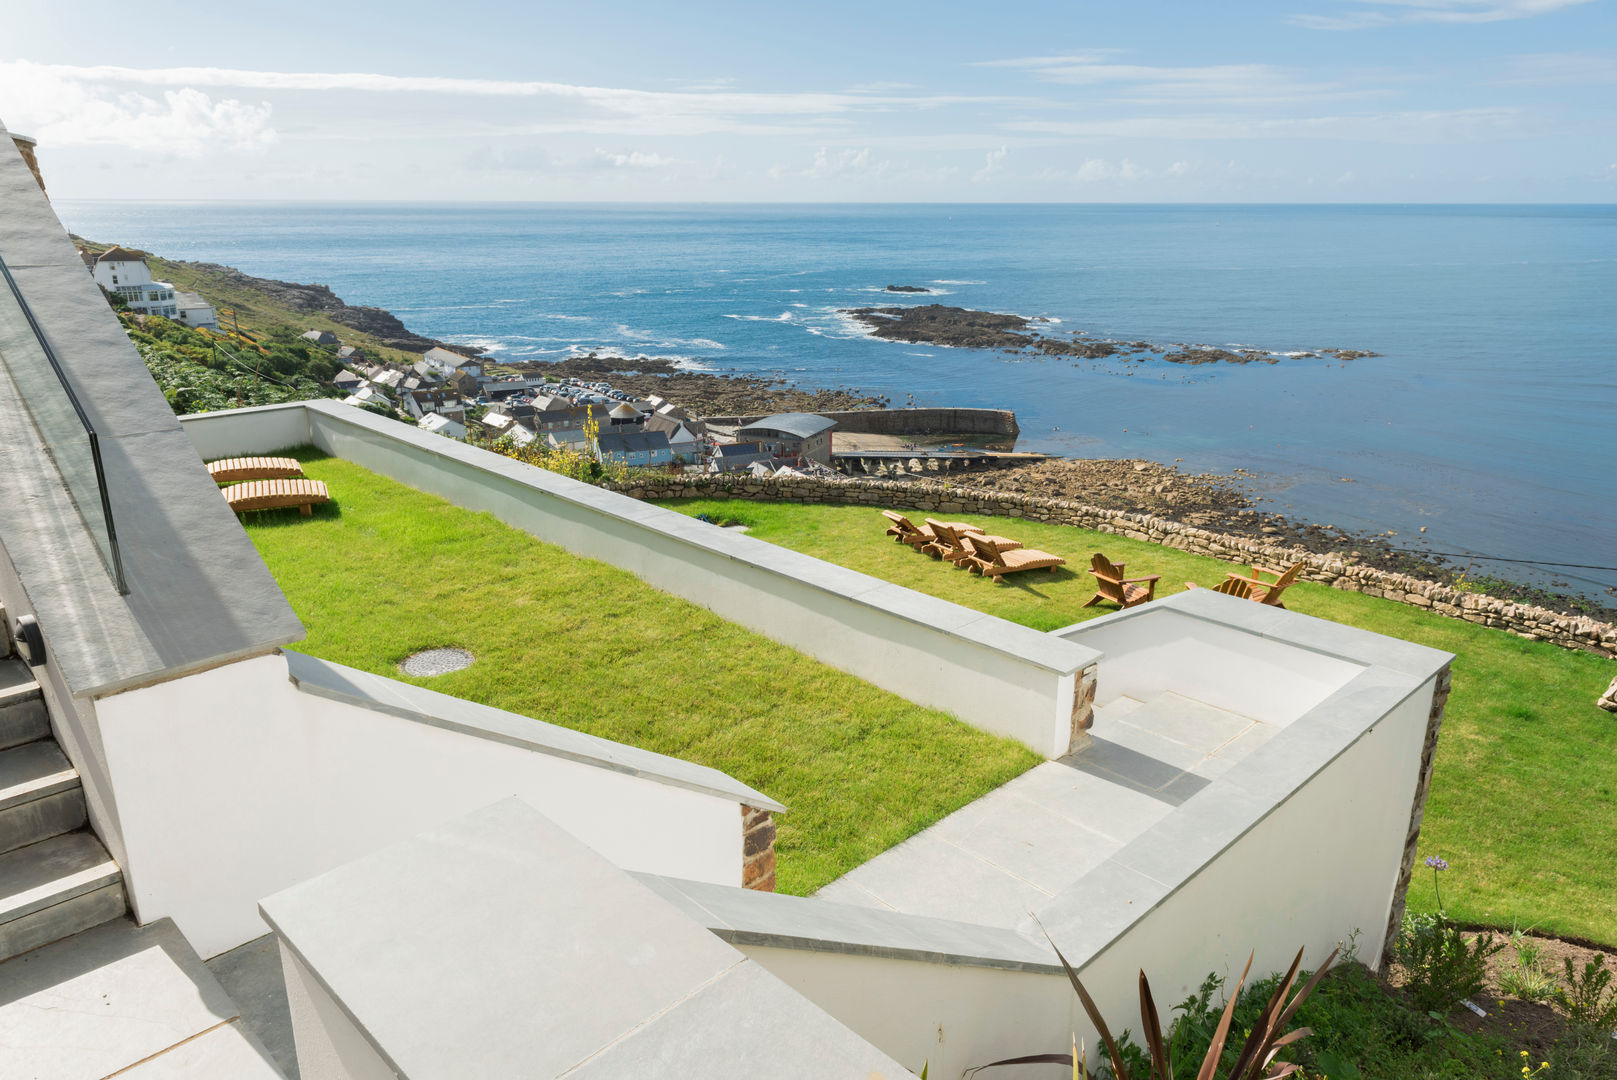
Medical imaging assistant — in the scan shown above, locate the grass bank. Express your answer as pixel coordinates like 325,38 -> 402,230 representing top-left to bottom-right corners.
241,454 -> 1037,895
658,498 -> 1617,947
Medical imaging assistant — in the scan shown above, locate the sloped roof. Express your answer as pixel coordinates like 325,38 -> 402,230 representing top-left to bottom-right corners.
96,246 -> 147,264
597,430 -> 671,456
736,413 -> 837,440
714,441 -> 767,458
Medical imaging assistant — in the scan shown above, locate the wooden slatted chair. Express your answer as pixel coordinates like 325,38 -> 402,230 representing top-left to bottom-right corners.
923,518 -> 1021,567
207,456 -> 305,485
880,511 -> 983,552
1186,576 -> 1256,599
1226,560 -> 1305,608
1083,552 -> 1160,609
960,534 -> 1066,585
222,478 -> 331,517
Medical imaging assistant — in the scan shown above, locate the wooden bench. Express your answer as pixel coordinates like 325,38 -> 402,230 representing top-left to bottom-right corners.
222,478 -> 331,517
207,456 -> 305,484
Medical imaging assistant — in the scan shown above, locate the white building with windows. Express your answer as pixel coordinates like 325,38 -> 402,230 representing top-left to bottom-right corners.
86,248 -> 181,318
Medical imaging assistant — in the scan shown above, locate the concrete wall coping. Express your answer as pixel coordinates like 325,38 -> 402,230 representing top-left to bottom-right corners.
284,650 -> 785,813
0,137 -> 303,699
260,798 -> 906,1079
189,400 -> 1100,678
634,872 -> 1063,975
1036,592 -> 1451,968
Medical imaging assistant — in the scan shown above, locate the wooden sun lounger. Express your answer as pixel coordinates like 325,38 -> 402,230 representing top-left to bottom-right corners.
923,519 -> 1022,568
962,534 -> 1066,584
222,478 -> 330,517
207,456 -> 305,484
1083,552 -> 1159,609
1225,561 -> 1305,608
880,511 -> 983,552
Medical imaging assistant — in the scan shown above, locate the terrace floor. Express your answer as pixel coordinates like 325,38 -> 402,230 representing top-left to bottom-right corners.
817,691 -> 1273,927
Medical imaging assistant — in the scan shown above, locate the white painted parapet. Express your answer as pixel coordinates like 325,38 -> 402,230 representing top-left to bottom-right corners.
92,651 -> 775,958
179,401 -> 1102,759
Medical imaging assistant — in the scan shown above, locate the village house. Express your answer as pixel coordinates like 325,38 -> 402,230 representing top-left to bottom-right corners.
735,413 -> 837,467
596,429 -> 673,468
418,412 -> 467,439
403,388 -> 464,422
300,329 -> 339,346
709,441 -> 775,473
342,384 -> 390,409
422,346 -> 484,379
172,291 -> 218,329
337,345 -> 366,363
642,412 -> 704,464
332,369 -> 364,392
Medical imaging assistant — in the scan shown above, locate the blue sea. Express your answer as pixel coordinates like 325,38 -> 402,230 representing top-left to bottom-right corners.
55,202 -> 1617,601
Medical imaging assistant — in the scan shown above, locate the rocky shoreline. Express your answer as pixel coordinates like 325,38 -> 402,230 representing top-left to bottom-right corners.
841,304 -> 1379,365
504,354 -> 888,416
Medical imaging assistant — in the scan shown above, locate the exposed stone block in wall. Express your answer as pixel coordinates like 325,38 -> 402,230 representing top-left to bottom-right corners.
741,804 -> 777,892
1382,664 -> 1452,967
1599,676 -> 1617,715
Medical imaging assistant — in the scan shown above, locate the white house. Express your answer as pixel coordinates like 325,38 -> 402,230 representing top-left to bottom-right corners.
342,385 -> 390,409
422,346 -> 484,379
419,412 -> 467,439
88,248 -> 180,318
172,291 -> 218,330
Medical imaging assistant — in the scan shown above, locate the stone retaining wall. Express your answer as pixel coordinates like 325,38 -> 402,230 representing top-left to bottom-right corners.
609,473 -> 1617,659
741,804 -> 777,892
1383,664 -> 1452,966
702,407 -> 1020,438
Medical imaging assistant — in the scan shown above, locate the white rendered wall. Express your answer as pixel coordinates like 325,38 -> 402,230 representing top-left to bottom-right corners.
1073,678 -> 1434,1033
180,403 -> 311,461
93,653 -> 744,958
281,945 -> 398,1080
1065,610 -> 1364,726
741,946 -> 1074,1080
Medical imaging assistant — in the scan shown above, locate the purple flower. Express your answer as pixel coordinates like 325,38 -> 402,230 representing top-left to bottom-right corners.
1425,856 -> 1449,871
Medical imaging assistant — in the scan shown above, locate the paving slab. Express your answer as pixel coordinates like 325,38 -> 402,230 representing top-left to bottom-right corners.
207,933 -> 298,1080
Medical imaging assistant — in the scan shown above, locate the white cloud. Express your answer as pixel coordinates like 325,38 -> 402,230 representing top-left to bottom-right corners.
969,56 -> 1373,106
1072,158 -> 1149,182
972,145 -> 1008,182
0,63 -> 274,155
1008,107 -> 1526,142
803,147 -> 885,179
1291,0 -> 1594,30
593,149 -> 677,169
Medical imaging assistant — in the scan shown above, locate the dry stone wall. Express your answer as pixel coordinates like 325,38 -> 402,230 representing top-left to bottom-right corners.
610,473 -> 1617,660
701,407 -> 1019,438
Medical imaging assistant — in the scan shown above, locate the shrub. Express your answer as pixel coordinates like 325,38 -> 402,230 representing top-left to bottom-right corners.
1392,856 -> 1505,1015
1498,928 -> 1559,1004
1553,954 -> 1617,1031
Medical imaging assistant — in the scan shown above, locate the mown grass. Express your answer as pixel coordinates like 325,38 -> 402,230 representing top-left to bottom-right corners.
240,454 -> 1037,896
659,498 -> 1617,947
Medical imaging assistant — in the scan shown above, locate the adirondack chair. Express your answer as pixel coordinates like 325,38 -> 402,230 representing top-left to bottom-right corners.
1083,553 -> 1160,609
961,534 -> 1067,585
923,519 -> 1021,567
1226,560 -> 1305,608
1185,576 -> 1255,599
881,511 -> 982,552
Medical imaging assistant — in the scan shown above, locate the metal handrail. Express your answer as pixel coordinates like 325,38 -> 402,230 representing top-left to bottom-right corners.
0,256 -> 128,594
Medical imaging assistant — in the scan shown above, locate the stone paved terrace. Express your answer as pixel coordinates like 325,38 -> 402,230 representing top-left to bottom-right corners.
816,691 -> 1276,927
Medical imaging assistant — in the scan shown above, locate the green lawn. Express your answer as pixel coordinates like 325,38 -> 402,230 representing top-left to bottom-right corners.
658,498 -> 1617,947
239,455 -> 1036,896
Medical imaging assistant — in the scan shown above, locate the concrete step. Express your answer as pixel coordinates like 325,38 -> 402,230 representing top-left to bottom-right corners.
0,659 -> 49,752
0,917 -> 287,1079
0,740 -> 86,856
0,831 -> 125,963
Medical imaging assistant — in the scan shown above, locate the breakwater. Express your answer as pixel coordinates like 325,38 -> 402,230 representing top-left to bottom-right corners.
606,472 -> 1617,660
701,407 -> 1019,439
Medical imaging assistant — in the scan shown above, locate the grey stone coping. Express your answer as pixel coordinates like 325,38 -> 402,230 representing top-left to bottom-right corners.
259,798 -> 904,1079
633,872 -> 1063,975
1034,589 -> 1452,970
0,144 -> 302,699
299,399 -> 1100,677
1054,588 -> 1452,681
284,650 -> 785,813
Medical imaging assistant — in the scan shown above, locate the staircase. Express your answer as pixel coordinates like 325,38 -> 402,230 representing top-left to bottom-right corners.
0,625 -> 127,963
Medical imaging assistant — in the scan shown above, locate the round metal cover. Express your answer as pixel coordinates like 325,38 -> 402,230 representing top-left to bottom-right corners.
399,648 -> 474,677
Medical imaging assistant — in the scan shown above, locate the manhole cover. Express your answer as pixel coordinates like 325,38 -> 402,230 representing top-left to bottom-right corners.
399,648 -> 474,677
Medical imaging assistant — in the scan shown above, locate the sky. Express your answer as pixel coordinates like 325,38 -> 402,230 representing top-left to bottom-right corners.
2,0 -> 1614,202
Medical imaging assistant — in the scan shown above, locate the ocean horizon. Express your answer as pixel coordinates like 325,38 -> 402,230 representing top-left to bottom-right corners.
56,200 -> 1617,602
